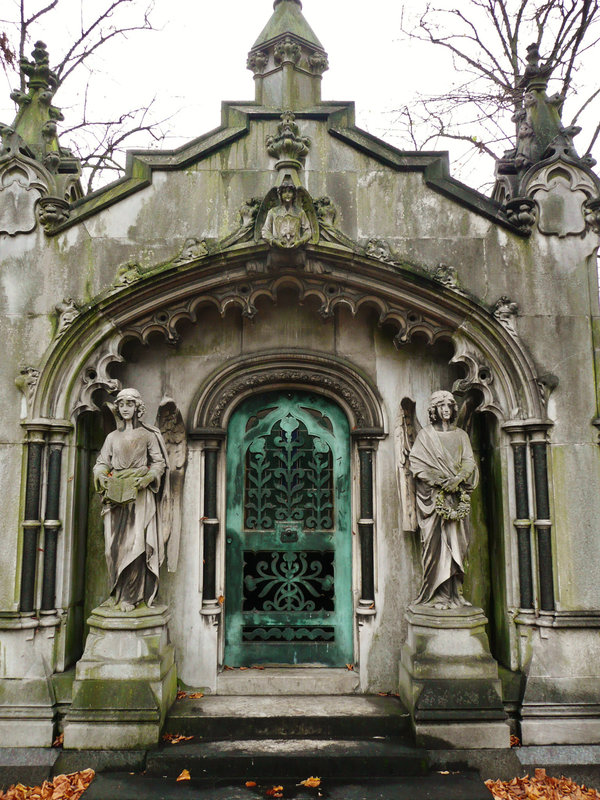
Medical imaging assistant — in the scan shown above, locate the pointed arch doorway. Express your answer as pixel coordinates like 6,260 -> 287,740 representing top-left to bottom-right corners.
224,390 -> 353,667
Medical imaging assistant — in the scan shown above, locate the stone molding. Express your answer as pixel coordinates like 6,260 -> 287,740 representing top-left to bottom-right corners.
23,245 -> 548,426
189,349 -> 386,432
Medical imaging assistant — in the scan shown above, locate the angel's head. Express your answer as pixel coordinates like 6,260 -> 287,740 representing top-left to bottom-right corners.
428,390 -> 457,425
115,388 -> 146,422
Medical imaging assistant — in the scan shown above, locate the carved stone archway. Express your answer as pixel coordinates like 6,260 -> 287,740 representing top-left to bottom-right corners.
190,349 -> 386,436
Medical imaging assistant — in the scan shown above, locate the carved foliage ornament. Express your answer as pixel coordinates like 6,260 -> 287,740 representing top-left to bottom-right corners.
266,111 -> 311,165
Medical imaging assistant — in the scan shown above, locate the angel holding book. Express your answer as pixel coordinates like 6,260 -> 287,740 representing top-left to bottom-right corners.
93,388 -> 185,612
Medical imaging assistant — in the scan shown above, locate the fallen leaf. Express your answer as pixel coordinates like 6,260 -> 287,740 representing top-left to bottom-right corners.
437,770 -> 450,775
176,769 -> 191,782
266,786 -> 284,797
239,666 -> 248,670
224,665 -> 235,670
162,733 -> 194,744
346,664 -> 354,671
176,690 -> 188,699
51,733 -> 64,748
251,665 -> 265,670
509,734 -> 521,748
218,595 -> 225,605
298,777 -> 321,788
245,781 -> 257,787
188,692 -> 204,699
0,769 -> 95,800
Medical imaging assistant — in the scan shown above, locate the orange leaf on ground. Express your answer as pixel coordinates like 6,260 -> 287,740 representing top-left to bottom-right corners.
188,692 -> 204,699
298,777 -> 321,788
176,690 -> 187,699
0,769 -> 95,800
176,769 -> 191,782
509,734 -> 521,747
266,786 -> 284,796
245,781 -> 257,787
346,664 -> 354,671
51,733 -> 64,748
218,595 -> 225,605
485,771 -> 600,800
162,733 -> 194,744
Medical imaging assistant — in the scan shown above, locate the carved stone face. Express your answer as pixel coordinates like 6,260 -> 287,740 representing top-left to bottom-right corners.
117,397 -> 137,420
437,401 -> 454,421
280,187 -> 295,205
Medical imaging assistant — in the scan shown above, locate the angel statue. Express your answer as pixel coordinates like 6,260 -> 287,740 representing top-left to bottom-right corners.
396,390 -> 479,611
261,182 -> 311,249
93,389 -> 187,612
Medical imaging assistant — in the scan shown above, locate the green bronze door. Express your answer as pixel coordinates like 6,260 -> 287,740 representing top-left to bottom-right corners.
224,391 -> 353,666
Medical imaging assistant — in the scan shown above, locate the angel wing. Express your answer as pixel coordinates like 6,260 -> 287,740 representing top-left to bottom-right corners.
394,397 -> 422,533
156,397 -> 188,571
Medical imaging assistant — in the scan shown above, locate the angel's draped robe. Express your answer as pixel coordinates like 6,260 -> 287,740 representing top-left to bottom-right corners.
93,426 -> 166,607
409,424 -> 478,605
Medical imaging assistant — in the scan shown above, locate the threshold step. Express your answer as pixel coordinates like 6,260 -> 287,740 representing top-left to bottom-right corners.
216,667 -> 360,695
146,737 -> 427,779
84,771 -> 491,800
164,694 -> 411,740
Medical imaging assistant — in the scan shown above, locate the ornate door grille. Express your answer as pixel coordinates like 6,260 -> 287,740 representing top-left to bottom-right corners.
224,391 -> 353,666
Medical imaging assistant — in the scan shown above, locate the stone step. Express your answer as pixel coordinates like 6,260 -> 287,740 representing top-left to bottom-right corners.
216,667 -> 360,695
146,737 -> 427,780
83,771 -> 492,800
164,694 -> 412,740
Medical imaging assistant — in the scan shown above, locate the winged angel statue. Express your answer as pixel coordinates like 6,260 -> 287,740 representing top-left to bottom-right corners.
93,389 -> 187,612
395,390 -> 479,611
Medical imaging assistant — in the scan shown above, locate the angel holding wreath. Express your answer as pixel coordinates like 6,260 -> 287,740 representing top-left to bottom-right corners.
397,390 -> 479,610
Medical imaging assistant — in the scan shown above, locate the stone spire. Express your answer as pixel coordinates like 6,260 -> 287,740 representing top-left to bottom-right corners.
247,0 -> 329,109
0,41 -> 82,235
494,42 -> 596,208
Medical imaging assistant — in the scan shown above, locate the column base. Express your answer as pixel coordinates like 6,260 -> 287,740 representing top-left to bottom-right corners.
398,604 -> 510,749
0,677 -> 55,747
63,604 -> 177,750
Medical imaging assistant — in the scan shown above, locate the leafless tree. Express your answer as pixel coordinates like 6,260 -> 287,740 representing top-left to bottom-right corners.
397,0 -> 600,184
0,0 -> 170,191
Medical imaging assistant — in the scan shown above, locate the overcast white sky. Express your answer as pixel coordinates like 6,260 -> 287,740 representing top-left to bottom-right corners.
0,0 -> 598,191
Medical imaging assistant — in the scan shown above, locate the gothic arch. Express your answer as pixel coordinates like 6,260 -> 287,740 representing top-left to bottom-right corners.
27,244 -> 549,426
190,349 -> 385,435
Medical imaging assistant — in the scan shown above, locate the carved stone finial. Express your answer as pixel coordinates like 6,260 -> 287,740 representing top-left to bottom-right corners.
265,112 -> 311,170
493,41 -> 596,208
0,41 -> 82,235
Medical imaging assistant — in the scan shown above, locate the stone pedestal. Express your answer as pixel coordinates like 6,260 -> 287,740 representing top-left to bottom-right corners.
398,604 -> 510,748
63,604 -> 177,750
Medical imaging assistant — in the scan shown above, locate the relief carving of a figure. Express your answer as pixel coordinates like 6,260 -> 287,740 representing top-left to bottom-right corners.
93,388 -> 178,612
261,182 -> 311,249
402,390 -> 479,610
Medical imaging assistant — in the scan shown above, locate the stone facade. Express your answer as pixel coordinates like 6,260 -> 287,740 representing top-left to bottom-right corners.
1,0 -> 600,749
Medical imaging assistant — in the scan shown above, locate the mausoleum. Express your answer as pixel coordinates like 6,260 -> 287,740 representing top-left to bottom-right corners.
1,0 -> 600,752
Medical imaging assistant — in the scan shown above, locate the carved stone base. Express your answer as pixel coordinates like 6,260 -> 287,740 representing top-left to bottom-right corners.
63,604 -> 177,750
398,604 -> 510,749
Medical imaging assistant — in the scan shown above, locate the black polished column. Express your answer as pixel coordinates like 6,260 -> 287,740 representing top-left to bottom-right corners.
531,428 -> 555,611
40,442 -> 63,612
19,429 -> 46,614
509,427 -> 534,609
190,430 -> 226,616
355,435 -> 379,617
